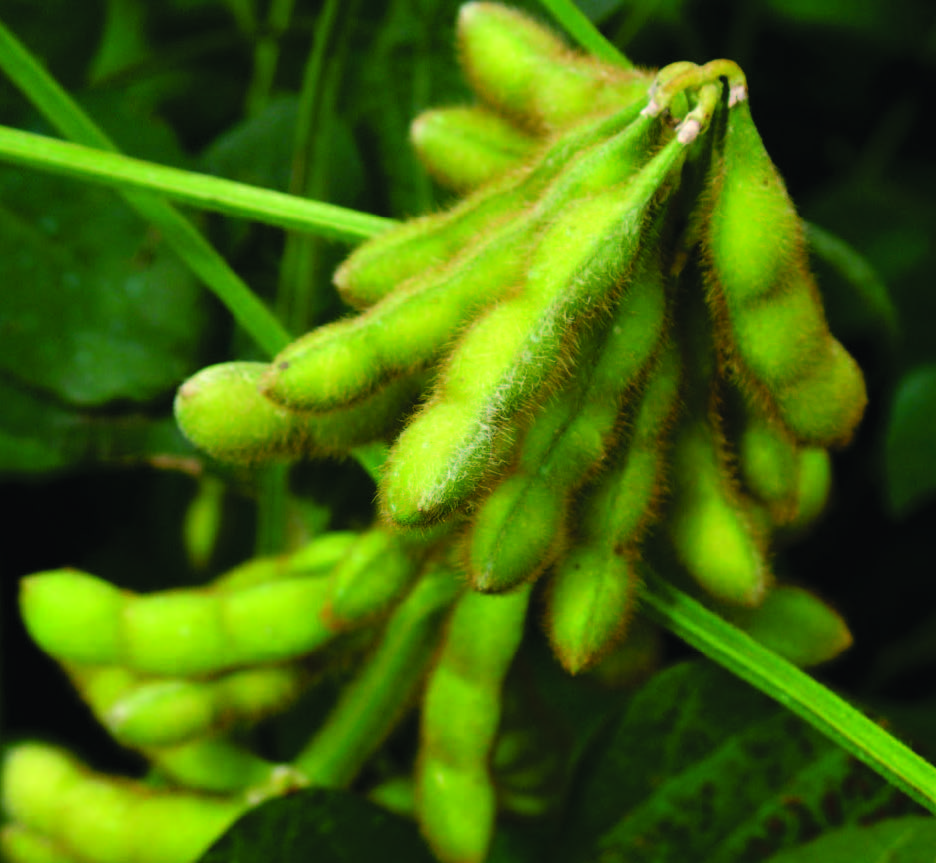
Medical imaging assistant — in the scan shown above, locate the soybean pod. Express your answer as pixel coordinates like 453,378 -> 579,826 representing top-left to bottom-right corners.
262,105 -> 649,414
410,105 -> 537,193
332,102 -> 644,310
467,241 -> 668,592
416,584 -> 531,863
457,2 -> 651,133
1,743 -> 247,863
382,124 -> 687,526
546,339 -> 683,673
701,94 -> 866,446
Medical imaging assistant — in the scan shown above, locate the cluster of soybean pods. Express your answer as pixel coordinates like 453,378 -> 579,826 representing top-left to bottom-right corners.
4,4 -> 866,863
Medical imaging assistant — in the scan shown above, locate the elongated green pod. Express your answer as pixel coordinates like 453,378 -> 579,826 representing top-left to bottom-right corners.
382,134 -> 687,526
71,662 -> 310,749
417,585 -> 531,863
547,545 -> 639,674
735,395 -> 801,523
702,97 -> 867,446
174,361 -> 423,464
21,567 -> 341,676
1,743 -> 246,863
149,739 -> 303,795
778,446 -> 832,537
666,418 -> 770,606
324,524 -> 437,629
334,103 -> 642,309
731,584 -> 852,667
1,825 -> 78,863
263,108 -> 653,414
457,2 -> 651,132
411,105 -> 536,192
467,247 -> 668,591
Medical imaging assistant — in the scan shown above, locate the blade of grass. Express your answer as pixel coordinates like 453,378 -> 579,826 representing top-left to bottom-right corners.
640,570 -> 936,815
537,0 -> 634,68
0,125 -> 393,247
0,16 -> 291,356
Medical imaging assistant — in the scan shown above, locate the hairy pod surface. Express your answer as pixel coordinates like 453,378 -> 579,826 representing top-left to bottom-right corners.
702,98 -> 867,446
174,361 -> 423,464
410,106 -> 536,192
417,586 -> 531,863
467,246 -> 668,591
264,106 -> 650,414
381,133 -> 687,526
732,585 -> 852,667
332,103 -> 641,310
457,2 -> 651,132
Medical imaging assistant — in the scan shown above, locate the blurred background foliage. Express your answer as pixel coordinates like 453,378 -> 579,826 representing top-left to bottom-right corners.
1,0 -> 935,823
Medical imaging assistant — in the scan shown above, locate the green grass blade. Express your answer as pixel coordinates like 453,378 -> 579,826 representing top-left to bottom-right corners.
640,571 -> 936,815
0,16 -> 291,356
537,0 -> 634,68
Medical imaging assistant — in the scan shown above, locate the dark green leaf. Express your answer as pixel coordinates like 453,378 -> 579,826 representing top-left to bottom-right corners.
197,787 -> 437,863
554,661 -> 919,863
883,365 -> 936,518
764,816 -> 936,863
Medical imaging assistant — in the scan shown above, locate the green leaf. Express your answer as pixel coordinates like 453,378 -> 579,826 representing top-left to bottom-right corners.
0,164 -> 207,405
764,816 -> 936,863
883,364 -> 936,519
197,788 -> 437,863
555,661 -> 921,863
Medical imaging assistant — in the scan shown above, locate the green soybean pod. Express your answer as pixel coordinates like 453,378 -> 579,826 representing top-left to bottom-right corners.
544,342 -> 682,672
149,739 -> 304,795
73,662 -> 310,749
731,584 -> 852,667
323,523 -> 437,629
334,102 -> 642,310
381,134 -> 687,526
546,544 -> 640,675
778,446 -> 832,537
467,246 -> 668,591
457,2 -> 652,132
410,105 -> 537,193
1,825 -> 79,863
262,107 -> 652,414
417,585 -> 531,863
702,97 -> 867,446
175,361 -> 425,465
666,416 -> 770,607
735,394 -> 801,524
1,743 -> 246,863
21,567 -> 338,675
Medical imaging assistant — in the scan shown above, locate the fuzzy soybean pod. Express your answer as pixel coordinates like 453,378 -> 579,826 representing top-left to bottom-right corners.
457,2 -> 652,133
262,107 -> 648,414
20,567 -> 340,676
410,105 -> 537,193
417,585 -> 532,863
466,244 -> 668,592
730,584 -> 852,667
1,743 -> 247,863
381,130 -> 688,527
546,340 -> 683,674
333,101 -> 642,311
666,412 -> 771,607
174,361 -> 423,465
702,96 -> 866,447
70,662 -> 311,749
735,394 -> 802,524
323,523 -> 443,629
1,824 -> 79,863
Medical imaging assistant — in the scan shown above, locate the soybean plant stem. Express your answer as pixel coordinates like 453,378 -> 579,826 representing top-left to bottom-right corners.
294,567 -> 461,787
